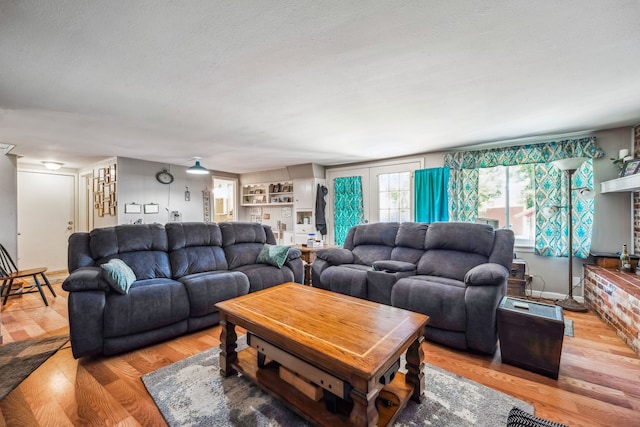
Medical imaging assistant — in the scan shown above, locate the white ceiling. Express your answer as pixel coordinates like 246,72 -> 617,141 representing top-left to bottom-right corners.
1,1 -> 639,173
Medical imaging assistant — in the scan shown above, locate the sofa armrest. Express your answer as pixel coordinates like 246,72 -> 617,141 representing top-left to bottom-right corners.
62,267 -> 111,292
372,260 -> 416,273
464,263 -> 509,287
287,247 -> 301,261
315,248 -> 354,265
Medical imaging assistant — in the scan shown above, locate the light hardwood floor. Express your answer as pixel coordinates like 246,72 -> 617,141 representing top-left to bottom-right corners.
0,273 -> 638,427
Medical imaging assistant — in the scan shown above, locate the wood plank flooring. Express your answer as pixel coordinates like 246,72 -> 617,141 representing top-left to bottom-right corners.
0,273 -> 638,427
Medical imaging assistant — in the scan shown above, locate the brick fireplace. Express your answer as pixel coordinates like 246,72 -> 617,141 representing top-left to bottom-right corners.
583,123 -> 640,356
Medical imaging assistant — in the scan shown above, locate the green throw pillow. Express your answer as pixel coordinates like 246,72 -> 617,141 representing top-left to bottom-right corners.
101,258 -> 136,294
257,244 -> 290,269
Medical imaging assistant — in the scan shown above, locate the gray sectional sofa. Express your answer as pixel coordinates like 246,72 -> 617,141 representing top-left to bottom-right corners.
311,221 -> 515,354
63,221 -> 303,358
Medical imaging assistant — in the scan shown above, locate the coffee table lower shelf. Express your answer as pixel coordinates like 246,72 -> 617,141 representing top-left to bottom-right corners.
233,347 -> 414,427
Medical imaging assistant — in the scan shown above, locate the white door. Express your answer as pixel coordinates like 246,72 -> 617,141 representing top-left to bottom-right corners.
370,161 -> 422,222
18,171 -> 75,272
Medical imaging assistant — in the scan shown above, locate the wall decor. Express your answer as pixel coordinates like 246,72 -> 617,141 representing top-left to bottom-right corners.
125,203 -> 142,214
202,187 -> 211,222
144,203 -> 159,214
621,159 -> 640,177
93,162 -> 117,217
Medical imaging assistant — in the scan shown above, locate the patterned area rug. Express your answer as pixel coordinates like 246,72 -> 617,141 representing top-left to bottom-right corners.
142,337 -> 534,426
0,335 -> 69,400
564,319 -> 574,337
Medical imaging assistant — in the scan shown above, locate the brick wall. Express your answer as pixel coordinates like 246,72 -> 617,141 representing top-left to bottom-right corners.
584,265 -> 639,355
634,125 -> 640,251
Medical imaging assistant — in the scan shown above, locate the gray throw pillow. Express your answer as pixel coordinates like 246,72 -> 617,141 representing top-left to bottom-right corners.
101,259 -> 136,294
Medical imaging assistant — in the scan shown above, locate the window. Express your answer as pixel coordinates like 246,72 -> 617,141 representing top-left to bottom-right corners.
378,172 -> 411,222
478,165 -> 535,246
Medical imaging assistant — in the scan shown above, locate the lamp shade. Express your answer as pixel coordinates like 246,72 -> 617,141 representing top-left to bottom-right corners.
187,159 -> 209,175
552,157 -> 587,171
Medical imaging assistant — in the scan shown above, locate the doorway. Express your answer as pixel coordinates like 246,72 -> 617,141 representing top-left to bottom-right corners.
212,177 -> 237,222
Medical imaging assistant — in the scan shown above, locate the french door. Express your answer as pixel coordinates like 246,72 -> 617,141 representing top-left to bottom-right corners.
325,159 -> 423,245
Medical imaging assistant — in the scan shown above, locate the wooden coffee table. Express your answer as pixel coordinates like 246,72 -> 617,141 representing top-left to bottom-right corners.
215,282 -> 429,427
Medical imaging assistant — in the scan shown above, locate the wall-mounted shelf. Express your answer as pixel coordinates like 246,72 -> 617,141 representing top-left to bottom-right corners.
600,175 -> 640,193
241,181 -> 294,206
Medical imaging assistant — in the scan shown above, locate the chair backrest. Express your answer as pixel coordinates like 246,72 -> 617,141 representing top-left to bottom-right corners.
0,244 -> 18,278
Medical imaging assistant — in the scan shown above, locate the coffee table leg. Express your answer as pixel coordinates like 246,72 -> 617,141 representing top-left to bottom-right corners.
219,314 -> 238,377
349,387 -> 379,427
406,335 -> 425,403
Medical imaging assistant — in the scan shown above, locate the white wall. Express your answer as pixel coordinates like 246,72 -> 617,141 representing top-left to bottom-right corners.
0,154 -> 18,258
116,157 -> 216,224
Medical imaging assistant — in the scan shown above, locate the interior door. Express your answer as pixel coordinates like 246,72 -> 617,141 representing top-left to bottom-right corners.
17,171 -> 75,272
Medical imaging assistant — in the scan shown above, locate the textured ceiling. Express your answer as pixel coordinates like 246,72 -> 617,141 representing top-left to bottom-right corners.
1,1 -> 639,173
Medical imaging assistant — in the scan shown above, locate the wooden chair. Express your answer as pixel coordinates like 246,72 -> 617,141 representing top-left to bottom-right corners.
0,244 -> 57,306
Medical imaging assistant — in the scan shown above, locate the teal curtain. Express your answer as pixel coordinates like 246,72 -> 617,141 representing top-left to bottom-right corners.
443,136 -> 604,257
414,167 -> 450,222
534,160 -> 595,258
334,176 -> 365,246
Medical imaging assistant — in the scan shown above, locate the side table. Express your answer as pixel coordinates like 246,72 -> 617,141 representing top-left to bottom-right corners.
497,296 -> 565,379
290,244 -> 335,285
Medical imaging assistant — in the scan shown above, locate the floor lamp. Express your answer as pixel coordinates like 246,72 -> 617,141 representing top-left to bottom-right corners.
551,157 -> 590,312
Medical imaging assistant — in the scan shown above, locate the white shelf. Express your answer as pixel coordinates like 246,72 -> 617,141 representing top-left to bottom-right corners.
600,175 -> 640,193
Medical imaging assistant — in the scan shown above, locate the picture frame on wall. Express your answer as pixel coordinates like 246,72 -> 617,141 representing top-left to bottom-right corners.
144,203 -> 159,214
124,203 -> 142,214
621,159 -> 640,177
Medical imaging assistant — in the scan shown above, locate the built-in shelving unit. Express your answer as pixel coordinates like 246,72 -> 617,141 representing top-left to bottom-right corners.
241,181 -> 294,206
600,175 -> 640,193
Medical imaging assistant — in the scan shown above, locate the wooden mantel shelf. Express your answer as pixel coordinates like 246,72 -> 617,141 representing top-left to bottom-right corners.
600,174 -> 640,193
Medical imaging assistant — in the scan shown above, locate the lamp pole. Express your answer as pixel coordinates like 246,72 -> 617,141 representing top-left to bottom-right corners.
557,167 -> 588,312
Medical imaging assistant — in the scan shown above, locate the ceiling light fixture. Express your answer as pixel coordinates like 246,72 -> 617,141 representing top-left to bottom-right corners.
42,161 -> 63,170
186,157 -> 209,175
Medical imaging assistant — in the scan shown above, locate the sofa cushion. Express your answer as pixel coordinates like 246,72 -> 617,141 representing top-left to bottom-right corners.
352,245 -> 394,266
321,264 -> 370,299
352,222 -> 399,247
257,244 -> 290,268
101,259 -> 136,294
90,224 -> 168,258
232,264 -> 295,292
166,222 -> 223,250
395,222 -> 428,249
179,271 -> 250,317
392,276 -> 467,331
220,222 -> 268,246
418,250 -> 489,282
424,222 -> 495,257
89,224 -> 172,280
103,278 -> 190,337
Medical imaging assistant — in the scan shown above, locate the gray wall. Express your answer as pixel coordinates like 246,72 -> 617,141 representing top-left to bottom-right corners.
117,157 -> 218,224
0,154 -> 17,258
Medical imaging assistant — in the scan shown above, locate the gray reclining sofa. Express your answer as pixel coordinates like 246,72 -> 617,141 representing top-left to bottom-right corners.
63,221 -> 303,358
311,221 -> 514,354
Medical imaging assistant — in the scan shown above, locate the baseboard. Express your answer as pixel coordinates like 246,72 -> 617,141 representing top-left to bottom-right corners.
525,290 -> 584,303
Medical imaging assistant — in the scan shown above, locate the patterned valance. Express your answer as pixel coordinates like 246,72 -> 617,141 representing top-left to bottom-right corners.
443,136 -> 604,170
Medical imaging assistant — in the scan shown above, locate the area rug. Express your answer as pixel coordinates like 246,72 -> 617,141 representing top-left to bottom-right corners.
142,338 -> 534,427
0,335 -> 69,400
564,319 -> 574,337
